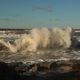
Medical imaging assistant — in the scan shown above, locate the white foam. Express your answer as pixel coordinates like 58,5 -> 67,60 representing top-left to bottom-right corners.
0,27 -> 72,53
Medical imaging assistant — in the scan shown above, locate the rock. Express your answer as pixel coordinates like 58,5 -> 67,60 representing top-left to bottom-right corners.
0,60 -> 80,80
0,62 -> 19,80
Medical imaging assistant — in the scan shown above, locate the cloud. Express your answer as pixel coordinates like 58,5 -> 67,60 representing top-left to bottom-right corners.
32,5 -> 53,12
54,18 -> 61,22
0,18 -> 16,24
48,18 -> 61,22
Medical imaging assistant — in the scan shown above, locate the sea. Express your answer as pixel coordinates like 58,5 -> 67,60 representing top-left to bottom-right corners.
0,28 -> 80,64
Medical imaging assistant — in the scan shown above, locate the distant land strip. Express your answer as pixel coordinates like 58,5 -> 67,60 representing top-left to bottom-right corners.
0,28 -> 31,31
0,28 -> 79,31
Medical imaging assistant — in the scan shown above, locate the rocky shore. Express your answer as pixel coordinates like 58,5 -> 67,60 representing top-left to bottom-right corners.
0,60 -> 80,80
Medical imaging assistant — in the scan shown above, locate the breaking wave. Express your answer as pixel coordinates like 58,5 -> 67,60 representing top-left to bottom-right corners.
0,27 -> 72,53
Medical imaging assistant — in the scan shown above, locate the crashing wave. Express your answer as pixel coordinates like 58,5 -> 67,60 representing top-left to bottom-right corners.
0,27 -> 73,53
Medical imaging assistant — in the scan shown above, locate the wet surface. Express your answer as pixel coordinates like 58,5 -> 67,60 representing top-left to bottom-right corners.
0,49 -> 80,63
0,60 -> 80,80
0,29 -> 80,80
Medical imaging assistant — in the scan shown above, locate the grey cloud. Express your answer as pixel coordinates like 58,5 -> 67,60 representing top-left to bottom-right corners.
49,18 -> 61,22
0,18 -> 16,23
32,5 -> 53,12
54,18 -> 61,22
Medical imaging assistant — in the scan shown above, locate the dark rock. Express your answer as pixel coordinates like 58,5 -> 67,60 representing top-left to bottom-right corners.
0,62 -> 19,80
71,36 -> 80,49
0,60 -> 80,80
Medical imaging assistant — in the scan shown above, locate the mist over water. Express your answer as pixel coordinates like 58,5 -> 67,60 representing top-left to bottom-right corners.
0,27 -> 79,63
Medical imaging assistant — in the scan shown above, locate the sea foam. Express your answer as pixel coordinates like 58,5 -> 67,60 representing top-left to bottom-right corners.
0,27 -> 72,53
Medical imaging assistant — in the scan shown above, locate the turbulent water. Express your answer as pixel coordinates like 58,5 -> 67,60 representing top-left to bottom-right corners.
0,27 -> 80,63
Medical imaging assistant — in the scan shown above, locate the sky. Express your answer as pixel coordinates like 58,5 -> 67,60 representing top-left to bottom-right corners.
0,0 -> 80,29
